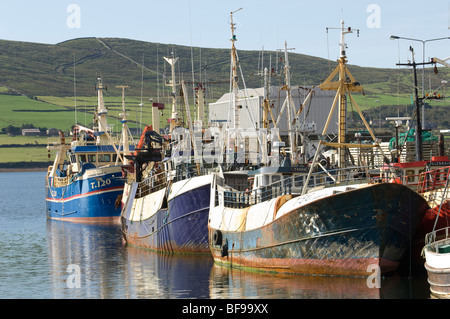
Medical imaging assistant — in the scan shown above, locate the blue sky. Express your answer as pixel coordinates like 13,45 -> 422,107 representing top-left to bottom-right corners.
0,0 -> 448,68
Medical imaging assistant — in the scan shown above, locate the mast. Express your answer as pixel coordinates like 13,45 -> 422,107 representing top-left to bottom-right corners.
181,81 -> 196,151
283,41 -> 296,163
230,8 -> 242,129
302,20 -> 380,190
225,8 -> 266,165
262,68 -> 269,129
319,21 -> 369,170
262,67 -> 281,141
196,84 -> 206,123
116,85 -> 130,165
95,77 -> 109,144
337,20 -> 350,168
164,53 -> 179,133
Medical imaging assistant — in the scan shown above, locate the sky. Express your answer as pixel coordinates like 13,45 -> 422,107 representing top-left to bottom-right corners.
0,0 -> 448,69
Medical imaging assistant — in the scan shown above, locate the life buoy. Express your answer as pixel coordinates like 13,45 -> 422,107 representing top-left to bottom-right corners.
389,178 -> 402,184
212,230 -> 222,246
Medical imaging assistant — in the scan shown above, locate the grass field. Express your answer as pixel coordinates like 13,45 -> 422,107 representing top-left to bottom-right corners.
0,93 -> 170,164
0,146 -> 50,163
0,93 -> 168,133
37,95 -> 177,133
0,94 -> 72,130
0,135 -> 49,145
0,135 -> 56,163
0,86 -> 448,165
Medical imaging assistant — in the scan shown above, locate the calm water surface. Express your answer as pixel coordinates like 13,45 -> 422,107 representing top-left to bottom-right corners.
0,171 -> 431,299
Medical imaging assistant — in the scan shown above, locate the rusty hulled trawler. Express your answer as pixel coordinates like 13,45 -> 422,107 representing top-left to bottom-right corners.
208,20 -> 429,277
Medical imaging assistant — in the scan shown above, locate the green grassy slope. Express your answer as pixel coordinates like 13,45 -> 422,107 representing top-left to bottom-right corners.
0,37 -> 447,97
0,37 -> 448,166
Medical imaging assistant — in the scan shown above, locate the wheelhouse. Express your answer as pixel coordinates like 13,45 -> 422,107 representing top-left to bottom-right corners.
68,145 -> 133,173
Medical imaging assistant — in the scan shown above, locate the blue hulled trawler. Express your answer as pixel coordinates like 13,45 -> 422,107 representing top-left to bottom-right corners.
45,78 -> 134,223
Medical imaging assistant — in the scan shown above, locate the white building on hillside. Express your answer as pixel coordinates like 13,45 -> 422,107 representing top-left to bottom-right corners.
208,86 -> 338,136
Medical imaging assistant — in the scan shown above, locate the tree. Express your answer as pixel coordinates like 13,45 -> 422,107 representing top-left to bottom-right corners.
1,125 -> 21,135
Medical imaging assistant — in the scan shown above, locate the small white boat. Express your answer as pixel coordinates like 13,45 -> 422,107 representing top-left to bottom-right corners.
423,227 -> 450,298
422,172 -> 450,298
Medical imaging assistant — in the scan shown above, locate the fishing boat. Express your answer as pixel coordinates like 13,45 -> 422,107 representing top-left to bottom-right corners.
208,20 -> 429,277
419,167 -> 450,298
424,223 -> 450,299
120,126 -> 213,254
45,78 -> 134,223
120,55 -> 212,254
418,166 -> 450,232
423,227 -> 450,298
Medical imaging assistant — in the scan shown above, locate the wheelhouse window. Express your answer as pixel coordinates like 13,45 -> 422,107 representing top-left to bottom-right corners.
98,154 -> 111,162
406,169 -> 416,182
77,153 -> 117,164
294,175 -> 304,187
263,175 -> 270,186
88,154 -> 96,163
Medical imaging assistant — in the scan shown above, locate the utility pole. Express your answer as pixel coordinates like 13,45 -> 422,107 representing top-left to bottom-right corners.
396,46 -> 435,161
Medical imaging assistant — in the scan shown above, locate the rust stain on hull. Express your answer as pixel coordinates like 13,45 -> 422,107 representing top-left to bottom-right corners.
209,183 -> 429,277
210,250 -> 398,277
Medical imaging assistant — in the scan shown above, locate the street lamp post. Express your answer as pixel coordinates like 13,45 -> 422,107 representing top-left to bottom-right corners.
389,35 -> 450,129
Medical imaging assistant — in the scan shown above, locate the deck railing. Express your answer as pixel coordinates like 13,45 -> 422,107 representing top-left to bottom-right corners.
136,170 -> 168,198
417,166 -> 450,194
218,165 -> 376,208
425,226 -> 450,252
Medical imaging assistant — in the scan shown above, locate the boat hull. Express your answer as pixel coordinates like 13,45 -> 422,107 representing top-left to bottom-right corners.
45,167 -> 124,223
425,262 -> 450,298
423,233 -> 450,298
209,183 -> 428,277
121,175 -> 212,254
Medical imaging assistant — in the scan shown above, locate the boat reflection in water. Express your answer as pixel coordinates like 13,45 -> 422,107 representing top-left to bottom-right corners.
46,219 -> 428,299
209,265 -> 378,299
209,265 -> 429,299
46,219 -> 212,298
124,246 -> 212,298
46,219 -> 127,298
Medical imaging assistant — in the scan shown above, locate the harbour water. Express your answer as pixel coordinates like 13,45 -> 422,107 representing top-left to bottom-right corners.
0,171 -> 432,300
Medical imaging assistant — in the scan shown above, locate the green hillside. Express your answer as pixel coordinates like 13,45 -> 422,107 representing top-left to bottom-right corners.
0,37 -> 447,97
0,36 -> 448,159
